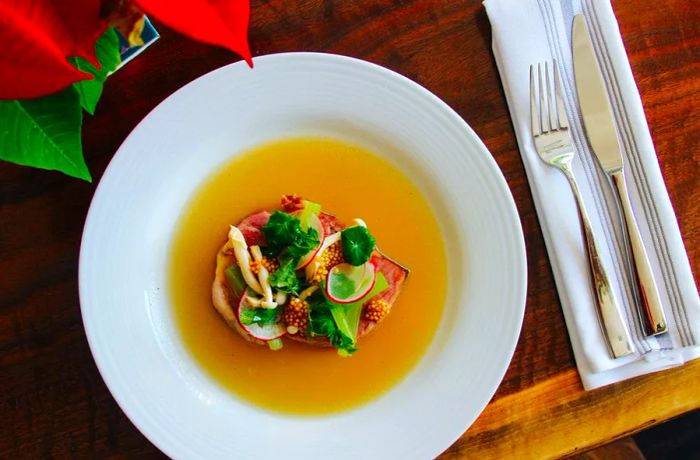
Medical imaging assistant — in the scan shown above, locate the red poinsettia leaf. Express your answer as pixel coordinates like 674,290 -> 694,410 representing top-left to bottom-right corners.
0,0 -> 105,100
49,0 -> 107,68
135,0 -> 253,66
0,7 -> 85,99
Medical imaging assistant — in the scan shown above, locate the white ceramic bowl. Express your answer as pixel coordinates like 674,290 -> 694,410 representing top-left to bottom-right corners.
80,52 -> 526,459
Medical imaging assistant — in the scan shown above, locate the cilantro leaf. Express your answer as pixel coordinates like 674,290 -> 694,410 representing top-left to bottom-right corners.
308,300 -> 357,356
239,307 -> 280,326
307,293 -> 332,311
262,211 -> 319,257
309,308 -> 336,336
330,330 -> 357,356
287,226 -> 319,258
262,211 -> 299,249
268,256 -> 302,295
341,226 -> 376,266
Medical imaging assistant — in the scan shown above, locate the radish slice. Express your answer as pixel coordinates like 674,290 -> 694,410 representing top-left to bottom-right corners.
305,231 -> 341,280
236,288 -> 287,340
292,211 -> 325,269
325,262 -> 376,304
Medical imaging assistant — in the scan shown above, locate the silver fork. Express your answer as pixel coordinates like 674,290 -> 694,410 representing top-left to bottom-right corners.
530,61 -> 634,358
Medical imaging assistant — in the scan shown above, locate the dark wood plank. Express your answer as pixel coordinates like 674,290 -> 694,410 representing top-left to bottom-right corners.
0,0 -> 697,458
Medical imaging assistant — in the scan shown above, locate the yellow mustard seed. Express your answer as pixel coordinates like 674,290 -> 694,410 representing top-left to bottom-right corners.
364,298 -> 389,322
262,256 -> 280,273
282,297 -> 310,334
325,241 -> 344,267
311,241 -> 344,282
250,256 -> 280,276
312,265 -> 328,283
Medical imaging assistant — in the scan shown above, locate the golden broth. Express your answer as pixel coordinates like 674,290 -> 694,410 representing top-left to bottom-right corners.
169,137 -> 446,414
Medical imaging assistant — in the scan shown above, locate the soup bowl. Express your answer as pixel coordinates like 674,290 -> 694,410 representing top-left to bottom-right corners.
79,52 -> 526,459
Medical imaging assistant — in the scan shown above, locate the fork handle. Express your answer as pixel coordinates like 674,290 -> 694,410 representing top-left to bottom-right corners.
611,171 -> 667,336
563,168 -> 635,358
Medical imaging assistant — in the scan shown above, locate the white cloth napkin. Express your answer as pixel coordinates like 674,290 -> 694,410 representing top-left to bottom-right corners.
484,0 -> 700,389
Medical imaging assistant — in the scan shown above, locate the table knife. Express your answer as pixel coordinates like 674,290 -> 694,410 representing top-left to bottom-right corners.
572,14 -> 667,335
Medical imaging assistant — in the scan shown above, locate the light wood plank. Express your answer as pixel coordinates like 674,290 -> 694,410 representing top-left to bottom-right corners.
442,359 -> 700,458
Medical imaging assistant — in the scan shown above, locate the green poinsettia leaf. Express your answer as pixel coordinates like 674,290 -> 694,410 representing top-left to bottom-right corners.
0,86 -> 90,181
70,27 -> 122,115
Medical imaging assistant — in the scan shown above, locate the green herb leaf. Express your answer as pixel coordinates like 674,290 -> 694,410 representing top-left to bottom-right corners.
307,293 -> 332,311
0,86 -> 90,181
341,226 -> 376,266
268,256 -> 301,295
309,308 -> 336,336
287,227 -> 319,258
329,328 -> 357,356
239,307 -> 280,326
308,301 -> 357,356
330,304 -> 354,344
70,28 -> 122,115
225,264 -> 247,298
262,211 -> 299,250
262,211 -> 319,257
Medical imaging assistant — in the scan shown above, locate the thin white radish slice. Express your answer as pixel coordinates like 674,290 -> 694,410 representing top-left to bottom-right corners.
325,262 -> 376,304
236,288 -> 287,340
305,231 -> 341,280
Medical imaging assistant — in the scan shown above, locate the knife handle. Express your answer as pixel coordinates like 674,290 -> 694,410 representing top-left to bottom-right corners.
564,168 -> 634,358
611,170 -> 668,335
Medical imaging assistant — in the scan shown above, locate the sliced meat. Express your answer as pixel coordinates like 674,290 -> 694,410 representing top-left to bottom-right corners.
238,211 -> 270,246
318,212 -> 344,235
357,252 -> 409,337
212,206 -> 408,348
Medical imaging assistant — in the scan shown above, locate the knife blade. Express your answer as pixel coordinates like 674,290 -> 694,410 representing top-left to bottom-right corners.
572,16 -> 623,173
572,14 -> 667,336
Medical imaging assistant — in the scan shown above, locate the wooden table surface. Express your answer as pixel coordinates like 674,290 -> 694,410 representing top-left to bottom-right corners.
1,0 -> 698,458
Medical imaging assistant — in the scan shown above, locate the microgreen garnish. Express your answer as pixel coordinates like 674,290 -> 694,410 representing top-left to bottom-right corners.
268,255 -> 302,295
239,307 -> 280,326
262,211 -> 319,257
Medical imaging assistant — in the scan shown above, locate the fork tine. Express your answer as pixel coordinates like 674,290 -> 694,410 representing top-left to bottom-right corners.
553,60 -> 569,129
545,62 -> 556,131
530,65 -> 540,136
538,63 -> 550,132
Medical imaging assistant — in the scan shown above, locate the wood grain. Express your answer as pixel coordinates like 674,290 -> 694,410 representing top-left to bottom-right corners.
0,0 -> 697,458
443,360 -> 700,459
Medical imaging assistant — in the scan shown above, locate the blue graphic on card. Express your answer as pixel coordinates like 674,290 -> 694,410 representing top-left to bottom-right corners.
115,17 -> 159,70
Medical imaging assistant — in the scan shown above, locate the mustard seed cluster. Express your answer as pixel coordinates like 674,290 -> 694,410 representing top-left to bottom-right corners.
250,256 -> 280,276
364,298 -> 389,322
283,297 -> 309,335
312,241 -> 344,283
